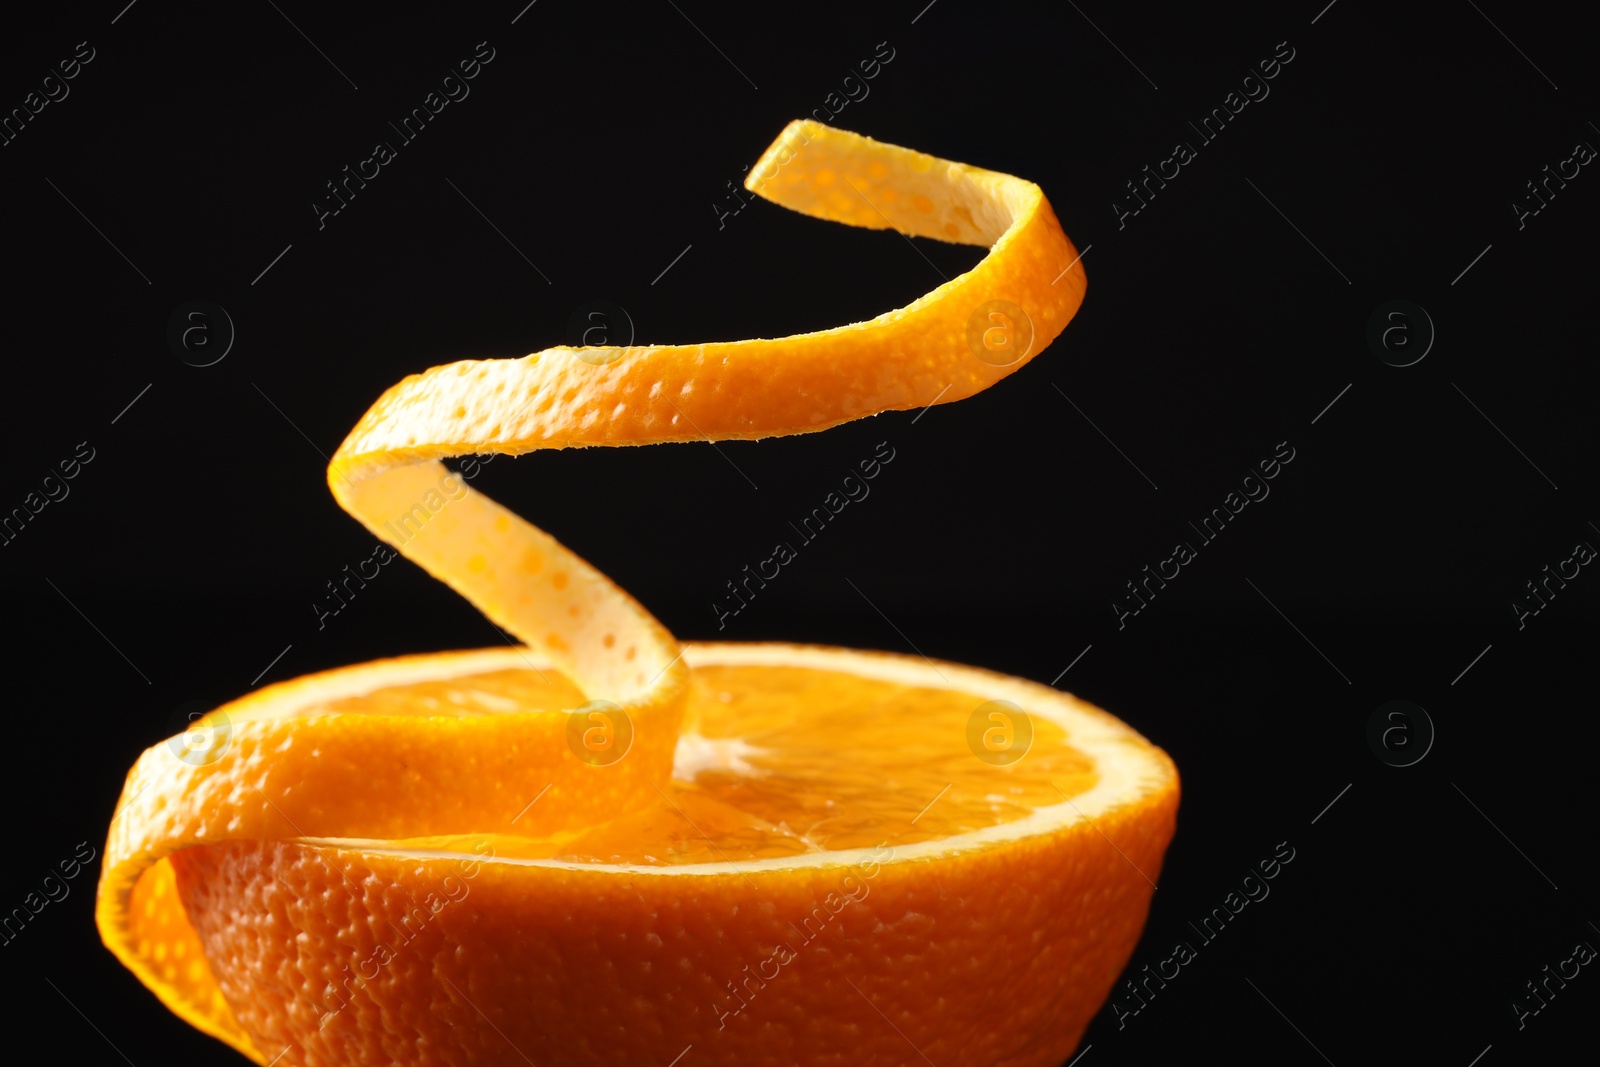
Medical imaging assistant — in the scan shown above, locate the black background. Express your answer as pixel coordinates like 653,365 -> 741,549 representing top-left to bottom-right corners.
2,1 -> 1596,1064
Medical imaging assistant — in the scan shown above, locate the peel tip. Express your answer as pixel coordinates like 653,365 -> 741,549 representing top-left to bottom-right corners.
745,118 -> 833,196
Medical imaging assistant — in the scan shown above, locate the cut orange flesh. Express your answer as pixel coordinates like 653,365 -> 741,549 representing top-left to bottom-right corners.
166,645 -> 1176,1067
94,121 -> 1173,1067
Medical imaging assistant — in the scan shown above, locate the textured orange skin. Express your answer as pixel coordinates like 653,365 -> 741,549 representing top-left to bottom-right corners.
172,790 -> 1175,1067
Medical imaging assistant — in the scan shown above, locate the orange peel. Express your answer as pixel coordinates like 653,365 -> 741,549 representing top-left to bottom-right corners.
96,119 -> 1098,1062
